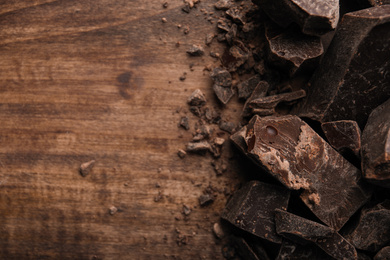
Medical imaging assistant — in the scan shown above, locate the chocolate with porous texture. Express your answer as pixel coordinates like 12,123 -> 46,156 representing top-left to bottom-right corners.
321,120 -> 361,156
361,99 -> 390,188
245,115 -> 372,230
297,6 -> 390,128
221,180 -> 290,243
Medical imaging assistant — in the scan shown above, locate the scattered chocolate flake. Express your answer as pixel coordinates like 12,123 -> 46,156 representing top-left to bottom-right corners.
205,33 -> 215,45
179,116 -> 190,130
79,160 -> 96,177
179,72 -> 187,81
186,44 -> 205,56
161,17 -> 167,23
212,222 -> 225,239
221,45 -> 250,72
182,205 -> 191,216
213,84 -> 234,105
214,0 -> 233,10
210,68 -> 232,87
177,149 -> 187,159
182,4 -> 190,13
186,141 -> 211,153
219,121 -> 236,134
162,1 -> 168,8
237,75 -> 262,100
109,206 -> 118,215
154,191 -> 163,202
226,6 -> 246,25
199,194 -> 214,206
242,81 -> 269,117
187,89 -> 206,107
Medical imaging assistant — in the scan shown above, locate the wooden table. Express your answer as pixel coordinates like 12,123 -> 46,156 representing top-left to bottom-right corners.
0,1 -> 248,259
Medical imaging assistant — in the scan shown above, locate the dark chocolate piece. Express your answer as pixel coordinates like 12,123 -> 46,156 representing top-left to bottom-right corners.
345,200 -> 390,252
214,0 -> 233,10
221,45 -> 250,72
226,6 -> 245,25
187,89 -> 206,106
179,116 -> 190,130
219,121 -> 236,134
245,115 -> 372,230
213,84 -> 234,104
247,90 -> 306,116
297,6 -> 390,128
198,194 -> 214,206
361,99 -> 390,188
230,125 -> 248,154
374,246 -> 390,260
177,149 -> 186,159
233,236 -> 271,260
186,44 -> 204,56
265,21 -> 323,76
210,68 -> 232,87
237,75 -> 262,100
322,120 -> 361,156
275,209 -> 358,259
276,240 -> 333,260
256,0 -> 339,35
242,81 -> 270,117
205,33 -> 215,46
221,180 -> 290,243
186,141 -> 211,153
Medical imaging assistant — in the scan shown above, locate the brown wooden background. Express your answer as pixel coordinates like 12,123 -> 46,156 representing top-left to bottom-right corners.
0,0 -> 250,259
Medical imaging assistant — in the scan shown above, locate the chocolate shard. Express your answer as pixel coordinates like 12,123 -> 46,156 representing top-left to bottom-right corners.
276,240 -> 334,260
237,75 -> 262,100
247,90 -> 306,116
361,99 -> 390,187
242,81 -> 270,117
256,0 -> 339,35
232,236 -> 271,260
245,115 -> 372,230
213,84 -> 234,104
230,125 -> 248,154
275,209 -> 358,259
186,44 -> 205,56
221,45 -> 250,72
296,6 -> 390,128
210,68 -> 232,87
187,89 -> 207,106
265,21 -> 324,76
186,141 -> 211,153
374,246 -> 390,260
344,200 -> 390,252
321,120 -> 361,156
221,180 -> 290,243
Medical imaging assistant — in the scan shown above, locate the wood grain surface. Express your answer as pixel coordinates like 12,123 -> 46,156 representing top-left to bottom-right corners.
0,1 -> 250,259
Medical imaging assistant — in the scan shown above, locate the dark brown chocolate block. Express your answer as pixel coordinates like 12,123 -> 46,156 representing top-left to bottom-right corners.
245,115 -> 372,230
361,99 -> 390,188
276,240 -> 333,260
232,236 -> 271,260
321,120 -> 361,156
275,209 -> 358,259
256,0 -> 339,35
221,180 -> 290,243
265,21 -> 324,76
297,6 -> 390,128
374,246 -> 390,260
345,200 -> 390,252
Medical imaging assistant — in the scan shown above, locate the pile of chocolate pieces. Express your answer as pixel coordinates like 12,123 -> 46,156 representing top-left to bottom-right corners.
212,1 -> 390,259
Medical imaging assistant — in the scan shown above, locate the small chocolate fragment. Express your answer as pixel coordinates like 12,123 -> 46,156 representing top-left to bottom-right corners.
226,6 -> 245,25
210,68 -> 232,87
213,222 -> 226,239
245,115 -> 372,230
213,84 -> 234,104
214,0 -> 233,10
297,6 -> 390,128
322,120 -> 361,156
361,99 -> 390,187
177,149 -> 186,159
237,75 -> 262,100
221,180 -> 290,243
230,125 -> 248,154
219,121 -> 236,134
275,209 -> 358,259
187,89 -> 206,106
199,194 -> 214,206
179,116 -> 190,130
248,90 -> 306,116
109,206 -> 118,215
205,33 -> 215,46
265,21 -> 323,76
79,160 -> 95,177
256,0 -> 339,35
277,240 -> 333,260
345,200 -> 390,252
186,141 -> 211,153
374,246 -> 390,260
221,45 -> 250,72
242,81 -> 270,117
186,44 -> 205,56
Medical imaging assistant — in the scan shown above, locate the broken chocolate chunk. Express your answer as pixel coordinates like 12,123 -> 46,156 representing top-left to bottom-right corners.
179,116 -> 190,130
219,121 -> 236,134
245,115 -> 372,230
265,21 -> 324,76
187,89 -> 207,106
361,99 -> 390,188
230,126 -> 248,154
275,209 -> 358,259
322,120 -> 361,156
233,236 -> 271,260
205,33 -> 215,46
237,75 -> 262,100
186,44 -> 205,56
186,141 -> 211,153
247,90 -> 306,116
221,180 -> 290,243
177,149 -> 186,159
80,160 -> 95,177
374,246 -> 390,260
276,240 -> 334,260
344,200 -> 390,252
210,68 -> 232,87
199,194 -> 214,206
214,0 -> 233,10
221,45 -> 250,72
256,0 -> 339,35
242,81 -> 270,117
226,6 -> 245,25
297,6 -> 390,128
213,84 -> 234,104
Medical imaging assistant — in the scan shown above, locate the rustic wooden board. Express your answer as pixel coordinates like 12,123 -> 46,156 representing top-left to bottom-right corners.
0,1 -> 250,259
